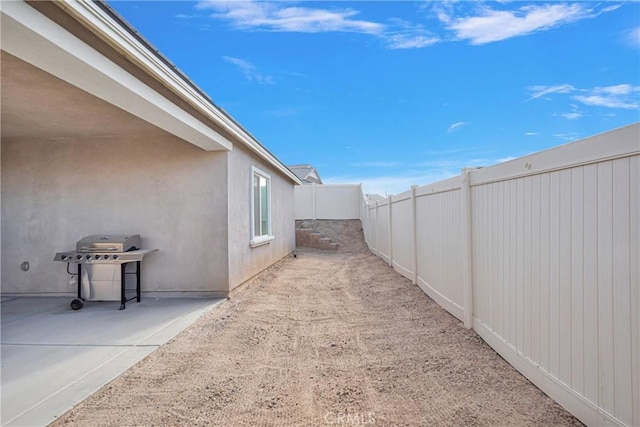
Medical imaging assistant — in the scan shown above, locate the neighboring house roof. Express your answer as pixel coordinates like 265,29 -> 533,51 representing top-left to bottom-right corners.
365,194 -> 387,202
288,164 -> 323,184
1,0 -> 301,185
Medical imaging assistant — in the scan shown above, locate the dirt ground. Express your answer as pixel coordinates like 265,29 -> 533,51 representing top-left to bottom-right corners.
54,220 -> 581,426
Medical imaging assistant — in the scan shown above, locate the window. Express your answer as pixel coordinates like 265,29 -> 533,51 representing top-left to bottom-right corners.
250,166 -> 274,247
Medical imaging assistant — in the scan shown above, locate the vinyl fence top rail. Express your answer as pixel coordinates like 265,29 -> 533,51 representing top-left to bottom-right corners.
414,176 -> 462,197
316,184 -> 363,188
470,122 -> 639,187
391,192 -> 412,203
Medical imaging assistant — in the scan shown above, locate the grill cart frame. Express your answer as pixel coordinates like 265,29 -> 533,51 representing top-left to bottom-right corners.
54,235 -> 157,310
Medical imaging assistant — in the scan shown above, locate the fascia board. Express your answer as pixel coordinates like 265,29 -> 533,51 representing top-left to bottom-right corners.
59,0 -> 302,184
1,0 -> 232,152
310,168 -> 322,183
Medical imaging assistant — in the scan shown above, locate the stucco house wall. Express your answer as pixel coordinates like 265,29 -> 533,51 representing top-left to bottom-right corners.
1,134 -> 230,297
227,144 -> 296,290
1,0 -> 299,299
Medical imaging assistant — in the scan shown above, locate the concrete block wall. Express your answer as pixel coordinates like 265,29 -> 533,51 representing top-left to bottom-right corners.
295,228 -> 339,250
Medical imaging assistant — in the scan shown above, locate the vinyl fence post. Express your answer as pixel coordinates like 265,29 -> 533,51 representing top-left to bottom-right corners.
388,195 -> 393,267
375,201 -> 380,256
359,184 -> 367,246
359,185 -> 363,221
411,185 -> 418,285
461,169 -> 475,329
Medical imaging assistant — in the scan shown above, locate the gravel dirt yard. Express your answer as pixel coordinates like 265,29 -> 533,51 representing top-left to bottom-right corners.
53,220 -> 581,426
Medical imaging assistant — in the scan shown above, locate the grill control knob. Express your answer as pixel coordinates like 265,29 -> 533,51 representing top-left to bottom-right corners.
76,254 -> 83,260
94,255 -> 101,260
86,255 -> 92,260
61,255 -> 68,261
113,255 -> 119,260
104,255 -> 110,260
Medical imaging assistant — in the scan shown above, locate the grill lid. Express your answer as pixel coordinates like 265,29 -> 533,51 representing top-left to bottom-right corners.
76,234 -> 141,253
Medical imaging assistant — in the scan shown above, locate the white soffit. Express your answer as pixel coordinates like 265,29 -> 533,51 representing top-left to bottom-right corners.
54,0 -> 300,183
0,0 -> 232,152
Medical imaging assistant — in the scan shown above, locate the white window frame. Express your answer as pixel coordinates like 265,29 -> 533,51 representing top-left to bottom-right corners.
250,166 -> 274,247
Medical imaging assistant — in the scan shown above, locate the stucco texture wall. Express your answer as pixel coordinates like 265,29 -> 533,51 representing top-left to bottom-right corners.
1,135 -> 229,296
226,144 -> 296,290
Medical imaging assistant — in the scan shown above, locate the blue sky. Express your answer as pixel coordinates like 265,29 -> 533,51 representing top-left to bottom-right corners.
110,1 -> 640,195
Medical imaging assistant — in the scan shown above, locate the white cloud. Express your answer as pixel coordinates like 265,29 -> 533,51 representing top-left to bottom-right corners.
447,121 -> 470,133
198,1 -> 383,34
602,4 -> 623,13
553,133 -> 580,141
625,26 -> 640,47
223,56 -> 274,84
326,148 -> 535,196
198,1 -> 443,50
524,132 -> 539,136
386,34 -> 439,49
324,171 -> 456,197
573,84 -> 640,109
526,84 -> 575,101
527,83 -> 640,110
558,103 -> 583,120
561,112 -> 582,120
383,18 -> 440,49
573,95 -> 637,109
194,1 -> 626,51
445,3 -> 591,45
598,84 -> 637,96
326,154 -> 508,196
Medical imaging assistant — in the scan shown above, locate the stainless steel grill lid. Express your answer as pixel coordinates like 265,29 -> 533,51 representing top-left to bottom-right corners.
54,234 -> 155,265
76,234 -> 141,253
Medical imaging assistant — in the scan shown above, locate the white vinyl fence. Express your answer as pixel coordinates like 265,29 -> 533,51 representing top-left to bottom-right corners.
295,183 -> 362,220
360,123 -> 639,427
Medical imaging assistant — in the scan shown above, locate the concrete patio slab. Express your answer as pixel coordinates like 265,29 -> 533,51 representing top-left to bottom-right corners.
1,296 -> 224,426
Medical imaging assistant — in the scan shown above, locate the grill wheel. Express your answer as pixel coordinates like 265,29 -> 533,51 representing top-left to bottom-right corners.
70,298 -> 84,310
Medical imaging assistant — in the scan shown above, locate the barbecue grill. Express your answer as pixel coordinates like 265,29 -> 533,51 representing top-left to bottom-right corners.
54,234 -> 157,310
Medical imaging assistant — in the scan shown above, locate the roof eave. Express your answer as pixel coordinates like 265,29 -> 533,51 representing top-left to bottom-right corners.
55,0 -> 301,184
